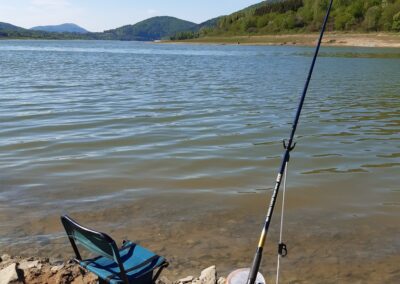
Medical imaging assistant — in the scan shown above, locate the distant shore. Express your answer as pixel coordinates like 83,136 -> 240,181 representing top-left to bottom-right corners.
2,32 -> 399,48
163,32 -> 400,48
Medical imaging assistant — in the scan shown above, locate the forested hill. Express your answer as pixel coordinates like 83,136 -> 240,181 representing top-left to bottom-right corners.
2,1 -> 400,41
0,22 -> 90,39
0,17 -> 207,41
97,16 -> 197,41
0,22 -> 25,32
173,0 -> 400,39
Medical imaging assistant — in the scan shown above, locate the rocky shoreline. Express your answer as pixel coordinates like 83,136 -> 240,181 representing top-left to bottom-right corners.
0,254 -> 226,284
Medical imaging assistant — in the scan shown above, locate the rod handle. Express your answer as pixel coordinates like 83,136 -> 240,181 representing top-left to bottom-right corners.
248,247 -> 263,284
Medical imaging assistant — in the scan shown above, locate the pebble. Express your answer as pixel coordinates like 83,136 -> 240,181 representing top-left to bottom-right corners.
51,264 -> 64,274
0,254 -> 11,263
18,260 -> 41,270
178,276 -> 194,283
217,277 -> 226,284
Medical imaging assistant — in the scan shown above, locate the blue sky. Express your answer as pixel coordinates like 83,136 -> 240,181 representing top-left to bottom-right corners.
0,0 -> 262,32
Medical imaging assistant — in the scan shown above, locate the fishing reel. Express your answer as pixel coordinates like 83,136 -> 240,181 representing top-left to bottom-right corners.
278,243 -> 288,257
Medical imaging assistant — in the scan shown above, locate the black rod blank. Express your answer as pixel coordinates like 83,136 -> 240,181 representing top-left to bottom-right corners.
247,1 -> 334,284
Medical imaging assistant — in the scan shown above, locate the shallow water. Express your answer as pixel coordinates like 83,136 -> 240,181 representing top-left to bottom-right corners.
0,40 -> 399,282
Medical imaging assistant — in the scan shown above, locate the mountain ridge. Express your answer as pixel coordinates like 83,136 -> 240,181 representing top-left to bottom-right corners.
0,16 -> 216,41
97,16 -> 198,41
1,1 -> 400,41
31,23 -> 89,34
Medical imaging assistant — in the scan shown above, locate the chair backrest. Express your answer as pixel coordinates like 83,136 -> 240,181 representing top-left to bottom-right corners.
61,215 -> 118,261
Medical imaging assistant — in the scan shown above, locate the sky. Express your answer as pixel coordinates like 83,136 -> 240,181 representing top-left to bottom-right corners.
0,0 -> 262,32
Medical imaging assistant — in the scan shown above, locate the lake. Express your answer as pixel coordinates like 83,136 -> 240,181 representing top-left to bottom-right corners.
0,40 -> 399,282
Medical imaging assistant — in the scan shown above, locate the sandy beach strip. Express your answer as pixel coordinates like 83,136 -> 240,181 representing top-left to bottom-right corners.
163,33 -> 400,48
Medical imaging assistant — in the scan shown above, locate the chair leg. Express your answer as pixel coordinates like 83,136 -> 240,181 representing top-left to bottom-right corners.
99,278 -> 108,284
152,263 -> 169,283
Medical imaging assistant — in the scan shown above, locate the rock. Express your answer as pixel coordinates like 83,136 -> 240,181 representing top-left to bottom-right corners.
178,276 -> 194,283
0,254 -> 11,263
55,270 -> 74,284
50,264 -> 64,274
217,277 -> 226,284
199,266 -> 217,284
49,259 -> 64,266
18,260 -> 41,270
0,263 -> 19,284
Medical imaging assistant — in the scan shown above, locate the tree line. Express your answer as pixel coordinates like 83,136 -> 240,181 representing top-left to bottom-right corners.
171,0 -> 400,40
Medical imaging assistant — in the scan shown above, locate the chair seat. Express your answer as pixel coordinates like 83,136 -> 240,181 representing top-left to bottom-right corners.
80,241 -> 166,284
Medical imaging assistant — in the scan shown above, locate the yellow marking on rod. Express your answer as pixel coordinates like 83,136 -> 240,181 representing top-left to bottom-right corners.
258,229 -> 266,248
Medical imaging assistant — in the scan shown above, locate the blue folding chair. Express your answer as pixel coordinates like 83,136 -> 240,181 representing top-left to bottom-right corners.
61,215 -> 168,284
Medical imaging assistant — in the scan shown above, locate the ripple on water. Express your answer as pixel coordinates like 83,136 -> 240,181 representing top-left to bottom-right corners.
0,41 -> 399,257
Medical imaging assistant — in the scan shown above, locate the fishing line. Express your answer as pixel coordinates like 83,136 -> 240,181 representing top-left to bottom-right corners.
243,1 -> 335,284
276,161 -> 288,284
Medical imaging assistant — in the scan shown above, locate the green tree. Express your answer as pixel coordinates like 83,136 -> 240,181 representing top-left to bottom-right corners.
283,11 -> 297,30
335,11 -> 354,30
257,14 -> 271,29
380,2 -> 400,30
244,18 -> 257,31
363,6 -> 382,30
347,1 -> 364,19
392,11 -> 400,30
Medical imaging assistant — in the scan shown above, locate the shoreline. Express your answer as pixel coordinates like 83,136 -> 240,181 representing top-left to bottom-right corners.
1,32 -> 400,48
0,255 -> 225,284
2,186 -> 400,283
162,32 -> 400,48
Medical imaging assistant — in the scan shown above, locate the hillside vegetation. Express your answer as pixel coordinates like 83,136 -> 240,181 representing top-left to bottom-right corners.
2,1 -> 400,41
97,16 -> 197,41
0,22 -> 90,39
171,0 -> 400,40
0,17 -> 206,41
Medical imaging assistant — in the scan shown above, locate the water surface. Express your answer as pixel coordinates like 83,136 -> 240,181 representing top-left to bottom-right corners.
0,40 -> 399,282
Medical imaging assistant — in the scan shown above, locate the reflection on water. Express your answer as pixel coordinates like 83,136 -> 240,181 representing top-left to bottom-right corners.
0,40 -> 399,281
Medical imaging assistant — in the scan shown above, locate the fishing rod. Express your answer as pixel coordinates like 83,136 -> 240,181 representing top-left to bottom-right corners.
244,1 -> 334,284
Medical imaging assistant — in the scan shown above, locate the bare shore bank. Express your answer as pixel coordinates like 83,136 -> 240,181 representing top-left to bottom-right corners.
1,252 -> 400,284
164,32 -> 400,48
0,255 -> 224,284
